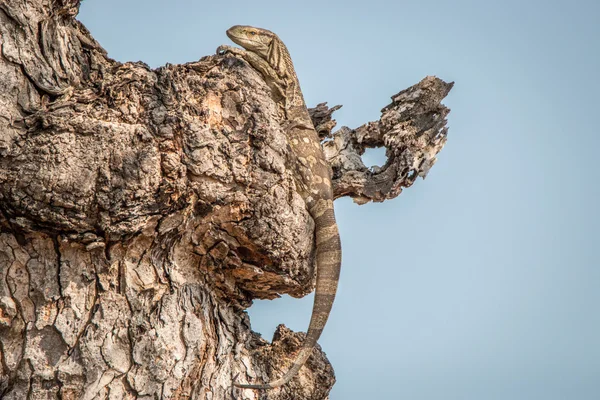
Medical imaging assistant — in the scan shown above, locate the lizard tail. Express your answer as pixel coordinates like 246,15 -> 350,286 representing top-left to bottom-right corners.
234,199 -> 341,390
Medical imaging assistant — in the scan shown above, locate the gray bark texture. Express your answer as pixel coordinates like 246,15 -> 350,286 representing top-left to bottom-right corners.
0,1 -> 453,399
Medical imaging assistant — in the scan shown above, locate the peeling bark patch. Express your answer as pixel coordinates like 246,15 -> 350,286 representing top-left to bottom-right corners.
0,296 -> 17,327
37,326 -> 68,366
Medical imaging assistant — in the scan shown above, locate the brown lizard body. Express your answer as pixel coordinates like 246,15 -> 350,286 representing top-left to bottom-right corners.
218,25 -> 342,390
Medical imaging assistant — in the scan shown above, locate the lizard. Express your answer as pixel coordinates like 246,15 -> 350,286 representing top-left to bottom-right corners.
217,25 -> 342,390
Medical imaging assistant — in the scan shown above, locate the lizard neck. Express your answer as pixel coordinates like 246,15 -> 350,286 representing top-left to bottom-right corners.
273,39 -> 310,120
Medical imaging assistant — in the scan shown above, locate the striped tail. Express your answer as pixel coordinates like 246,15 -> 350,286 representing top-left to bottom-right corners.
234,199 -> 341,389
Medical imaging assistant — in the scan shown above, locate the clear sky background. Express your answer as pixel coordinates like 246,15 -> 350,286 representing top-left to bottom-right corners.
79,1 -> 599,399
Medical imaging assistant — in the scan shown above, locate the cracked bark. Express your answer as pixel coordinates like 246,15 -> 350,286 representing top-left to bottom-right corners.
0,1 -> 452,399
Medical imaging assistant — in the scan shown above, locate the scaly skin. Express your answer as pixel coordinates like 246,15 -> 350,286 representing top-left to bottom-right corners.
218,25 -> 342,390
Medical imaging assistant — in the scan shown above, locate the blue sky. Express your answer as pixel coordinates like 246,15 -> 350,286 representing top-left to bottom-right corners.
79,1 -> 600,398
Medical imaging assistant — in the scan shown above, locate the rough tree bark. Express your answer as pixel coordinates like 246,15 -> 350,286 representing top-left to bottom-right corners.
0,1 -> 453,399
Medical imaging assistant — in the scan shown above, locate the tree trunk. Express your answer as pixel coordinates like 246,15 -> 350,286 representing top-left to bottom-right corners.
0,1 -> 452,399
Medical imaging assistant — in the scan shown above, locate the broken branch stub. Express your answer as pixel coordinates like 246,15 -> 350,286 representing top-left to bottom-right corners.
317,76 -> 453,204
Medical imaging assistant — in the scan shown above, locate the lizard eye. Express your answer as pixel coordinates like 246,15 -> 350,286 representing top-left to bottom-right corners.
249,31 -> 257,36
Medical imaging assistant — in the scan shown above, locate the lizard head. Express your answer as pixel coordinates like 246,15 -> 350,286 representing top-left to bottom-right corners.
226,25 -> 275,58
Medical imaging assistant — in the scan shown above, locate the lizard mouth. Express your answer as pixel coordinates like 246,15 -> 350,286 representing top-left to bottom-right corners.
226,26 -> 243,42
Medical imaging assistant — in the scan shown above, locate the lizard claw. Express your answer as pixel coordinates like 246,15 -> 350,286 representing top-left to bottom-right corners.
231,373 -> 240,388
216,45 -> 230,55
217,45 -> 245,57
